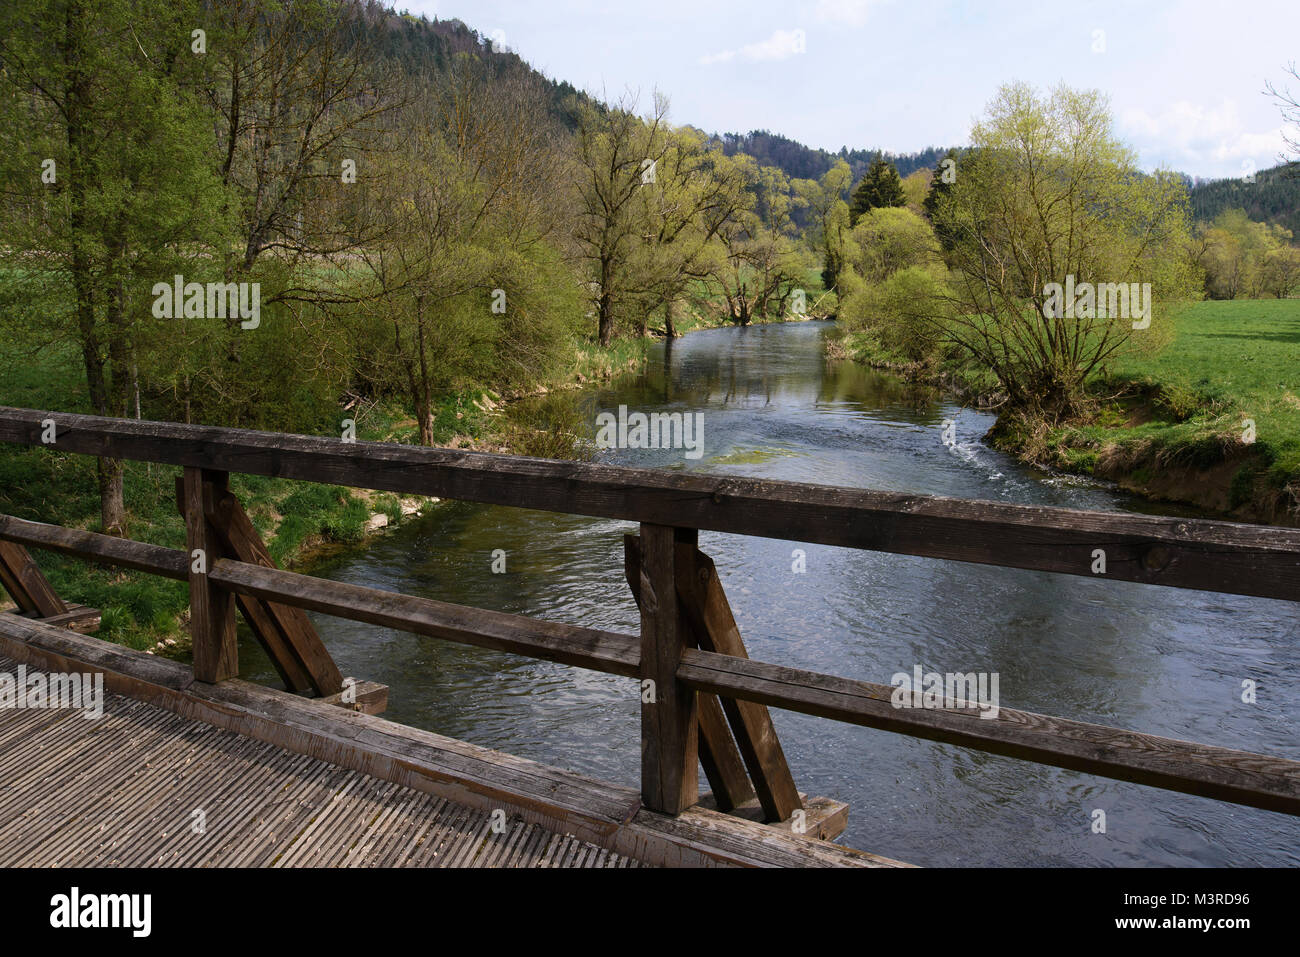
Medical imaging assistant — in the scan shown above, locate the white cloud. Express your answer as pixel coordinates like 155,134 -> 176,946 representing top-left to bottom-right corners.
700,29 -> 807,66
814,0 -> 893,28
1120,99 -> 1288,174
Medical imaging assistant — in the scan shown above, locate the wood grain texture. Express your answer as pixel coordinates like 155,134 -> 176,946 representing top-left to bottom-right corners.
184,468 -> 238,683
0,540 -> 66,617
2,407 -> 1297,600
637,524 -> 698,814
624,533 -> 754,811
677,648 -> 1300,817
675,543 -> 801,822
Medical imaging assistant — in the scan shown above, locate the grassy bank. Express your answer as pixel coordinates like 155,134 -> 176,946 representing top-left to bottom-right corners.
0,329 -> 653,651
834,298 -> 1300,524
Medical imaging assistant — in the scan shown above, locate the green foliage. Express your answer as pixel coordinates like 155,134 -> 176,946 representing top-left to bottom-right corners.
931,82 -> 1202,420
849,158 -> 907,225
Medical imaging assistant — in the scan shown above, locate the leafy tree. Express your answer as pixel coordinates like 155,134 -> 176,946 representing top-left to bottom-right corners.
928,82 -> 1201,421
0,0 -> 230,533
848,207 -> 941,284
793,160 -> 854,290
922,148 -> 961,250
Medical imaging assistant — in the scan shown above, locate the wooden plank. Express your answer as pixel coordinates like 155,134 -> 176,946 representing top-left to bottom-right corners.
184,468 -> 237,683
0,540 -> 65,617
0,514 -> 189,579
677,648 -> 1300,817
208,557 -> 640,677
35,604 -> 100,634
675,544 -> 801,822
636,524 -> 698,815
317,679 -> 389,716
0,546 -> 32,611
696,694 -> 755,813
698,791 -> 848,841
3,407 -> 1299,601
624,534 -> 754,811
204,486 -> 343,695
0,616 -> 900,867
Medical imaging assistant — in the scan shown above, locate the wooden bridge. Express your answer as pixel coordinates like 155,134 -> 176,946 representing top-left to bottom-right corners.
0,406 -> 1298,867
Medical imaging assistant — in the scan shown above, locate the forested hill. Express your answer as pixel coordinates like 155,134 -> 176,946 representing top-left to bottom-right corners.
1188,164 -> 1300,235
366,9 -> 590,126
712,130 -> 955,182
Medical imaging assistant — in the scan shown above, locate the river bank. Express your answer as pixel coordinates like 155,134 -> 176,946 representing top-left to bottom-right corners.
829,298 -> 1300,527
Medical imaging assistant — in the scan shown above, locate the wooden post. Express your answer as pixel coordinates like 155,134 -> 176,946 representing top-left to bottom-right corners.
624,533 -> 754,811
184,467 -> 237,683
676,544 -> 802,822
637,524 -> 698,815
175,477 -> 345,698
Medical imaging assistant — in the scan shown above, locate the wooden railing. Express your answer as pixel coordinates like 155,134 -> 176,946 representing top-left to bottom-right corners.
1,406 -> 1299,825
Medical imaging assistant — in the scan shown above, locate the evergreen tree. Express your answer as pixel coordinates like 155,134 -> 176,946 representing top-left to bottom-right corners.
849,158 -> 906,224
923,148 -> 961,251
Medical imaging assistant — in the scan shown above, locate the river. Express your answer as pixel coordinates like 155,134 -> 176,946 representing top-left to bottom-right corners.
243,320 -> 1300,866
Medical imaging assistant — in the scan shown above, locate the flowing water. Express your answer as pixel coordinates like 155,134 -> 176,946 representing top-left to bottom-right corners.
243,320 -> 1300,866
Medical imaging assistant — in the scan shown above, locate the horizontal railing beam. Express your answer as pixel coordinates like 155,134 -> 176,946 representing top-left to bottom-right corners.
0,515 -> 189,579
677,648 -> 1300,817
2,511 -> 1297,816
208,558 -> 641,678
3,407 -> 1299,601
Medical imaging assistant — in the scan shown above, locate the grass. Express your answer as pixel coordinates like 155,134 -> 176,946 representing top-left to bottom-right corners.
1098,299 -> 1300,488
839,297 -> 1300,519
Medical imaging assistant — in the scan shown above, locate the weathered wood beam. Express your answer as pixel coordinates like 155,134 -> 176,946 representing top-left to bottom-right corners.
675,543 -> 801,822
0,515 -> 189,579
0,540 -> 66,617
183,468 -> 238,683
2,407 -> 1297,601
624,533 -> 754,812
677,648 -> 1300,817
208,556 -> 641,678
176,478 -> 342,696
636,524 -> 698,815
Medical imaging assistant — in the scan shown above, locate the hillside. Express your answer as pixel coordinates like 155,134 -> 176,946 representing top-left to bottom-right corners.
712,129 -> 954,182
1188,163 -> 1300,234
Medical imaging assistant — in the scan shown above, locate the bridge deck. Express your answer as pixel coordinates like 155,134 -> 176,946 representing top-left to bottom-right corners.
0,655 -> 642,868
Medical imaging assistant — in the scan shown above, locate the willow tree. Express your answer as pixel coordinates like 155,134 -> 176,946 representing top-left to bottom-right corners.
929,82 -> 1200,421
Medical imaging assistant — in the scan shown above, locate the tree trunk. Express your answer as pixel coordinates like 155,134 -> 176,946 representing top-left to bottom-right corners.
664,299 -> 678,339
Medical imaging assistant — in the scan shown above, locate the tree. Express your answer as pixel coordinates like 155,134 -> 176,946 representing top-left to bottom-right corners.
849,158 -> 905,225
793,160 -> 853,290
1261,245 -> 1300,298
1194,209 -> 1292,299
0,0 -> 230,533
848,207 -> 940,284
923,148 -> 961,250
1266,62 -> 1300,166
571,92 -> 671,346
625,128 -> 751,338
928,82 -> 1201,421
349,60 -> 579,444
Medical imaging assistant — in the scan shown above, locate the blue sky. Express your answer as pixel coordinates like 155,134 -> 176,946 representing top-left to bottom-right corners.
402,0 -> 1300,179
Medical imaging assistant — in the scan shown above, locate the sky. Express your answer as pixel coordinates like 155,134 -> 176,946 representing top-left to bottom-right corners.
400,0 -> 1300,180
